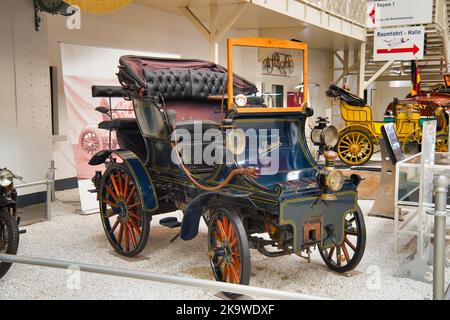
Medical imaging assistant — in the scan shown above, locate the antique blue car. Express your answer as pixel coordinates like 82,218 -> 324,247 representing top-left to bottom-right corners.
89,38 -> 366,288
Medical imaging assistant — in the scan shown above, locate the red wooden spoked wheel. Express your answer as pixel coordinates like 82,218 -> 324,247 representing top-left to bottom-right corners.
319,207 -> 366,273
208,207 -> 250,294
99,164 -> 150,257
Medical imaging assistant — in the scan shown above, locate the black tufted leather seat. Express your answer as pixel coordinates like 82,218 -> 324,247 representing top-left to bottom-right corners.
190,70 -> 227,100
143,68 -> 228,102
144,69 -> 193,100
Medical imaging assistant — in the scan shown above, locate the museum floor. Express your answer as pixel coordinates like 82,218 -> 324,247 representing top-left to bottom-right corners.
0,189 -> 448,300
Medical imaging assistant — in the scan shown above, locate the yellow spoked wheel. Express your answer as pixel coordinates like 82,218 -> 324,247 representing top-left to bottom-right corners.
337,131 -> 374,166
436,135 -> 449,152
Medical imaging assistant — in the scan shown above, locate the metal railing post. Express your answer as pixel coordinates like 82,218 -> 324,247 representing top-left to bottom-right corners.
14,161 -> 55,221
427,175 -> 449,300
50,160 -> 56,202
45,160 -> 56,221
45,177 -> 52,221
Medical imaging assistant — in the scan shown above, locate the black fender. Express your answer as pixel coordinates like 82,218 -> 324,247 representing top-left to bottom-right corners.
180,189 -> 252,241
90,149 -> 158,212
88,150 -> 113,166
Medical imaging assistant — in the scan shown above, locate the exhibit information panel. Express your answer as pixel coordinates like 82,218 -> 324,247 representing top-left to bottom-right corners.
367,0 -> 433,28
373,26 -> 425,61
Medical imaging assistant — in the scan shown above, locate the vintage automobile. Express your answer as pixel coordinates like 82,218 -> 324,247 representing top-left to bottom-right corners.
385,75 -> 450,118
89,38 -> 366,288
327,85 -> 449,166
385,91 -> 450,118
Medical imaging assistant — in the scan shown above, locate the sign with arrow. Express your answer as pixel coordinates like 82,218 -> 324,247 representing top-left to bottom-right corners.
367,0 -> 432,28
373,26 -> 424,61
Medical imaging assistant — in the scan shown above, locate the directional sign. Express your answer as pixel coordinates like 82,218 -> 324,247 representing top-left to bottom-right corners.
367,0 -> 433,28
373,26 -> 424,61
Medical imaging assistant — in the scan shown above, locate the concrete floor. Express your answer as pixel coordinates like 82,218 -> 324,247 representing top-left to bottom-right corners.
19,203 -> 46,226
0,189 -> 449,300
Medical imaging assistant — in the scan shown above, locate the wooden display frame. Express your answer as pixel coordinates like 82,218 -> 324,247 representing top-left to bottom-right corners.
227,38 -> 308,114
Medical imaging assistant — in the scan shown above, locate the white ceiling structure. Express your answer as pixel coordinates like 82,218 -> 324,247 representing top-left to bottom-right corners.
134,0 -> 365,52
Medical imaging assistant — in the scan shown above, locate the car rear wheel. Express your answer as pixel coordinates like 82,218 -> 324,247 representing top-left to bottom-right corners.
99,163 -> 151,257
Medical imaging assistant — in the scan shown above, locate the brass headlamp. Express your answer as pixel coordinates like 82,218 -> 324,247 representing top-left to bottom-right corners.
317,150 -> 345,201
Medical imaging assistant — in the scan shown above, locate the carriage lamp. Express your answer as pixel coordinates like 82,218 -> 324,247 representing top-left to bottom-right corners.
0,169 -> 14,188
311,118 -> 339,148
317,150 -> 345,201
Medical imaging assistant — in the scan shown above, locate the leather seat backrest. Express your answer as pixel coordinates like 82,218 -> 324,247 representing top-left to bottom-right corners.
143,68 -> 228,102
144,68 -> 192,100
190,70 -> 227,100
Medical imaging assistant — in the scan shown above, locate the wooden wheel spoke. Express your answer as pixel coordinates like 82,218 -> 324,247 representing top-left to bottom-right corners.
103,199 -> 117,208
222,216 -> 229,239
126,186 -> 136,204
117,172 -> 123,197
129,218 -> 142,236
110,219 -> 120,234
230,238 -> 238,250
222,264 -> 229,282
216,219 -> 227,240
110,174 -> 121,199
336,246 -> 341,266
344,237 -> 356,251
341,243 -> 350,262
128,202 -> 140,210
327,247 -> 335,260
213,230 -> 222,242
229,263 -> 240,284
123,175 -> 130,201
351,133 -> 357,144
117,223 -> 124,246
216,257 -> 224,268
130,213 -> 142,222
124,224 -> 130,251
232,256 -> 241,275
105,208 -> 117,218
128,224 -> 137,248
105,186 -> 120,202
228,223 -> 235,242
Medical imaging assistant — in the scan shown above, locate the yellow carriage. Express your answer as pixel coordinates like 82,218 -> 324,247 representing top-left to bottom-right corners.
326,85 -> 448,166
